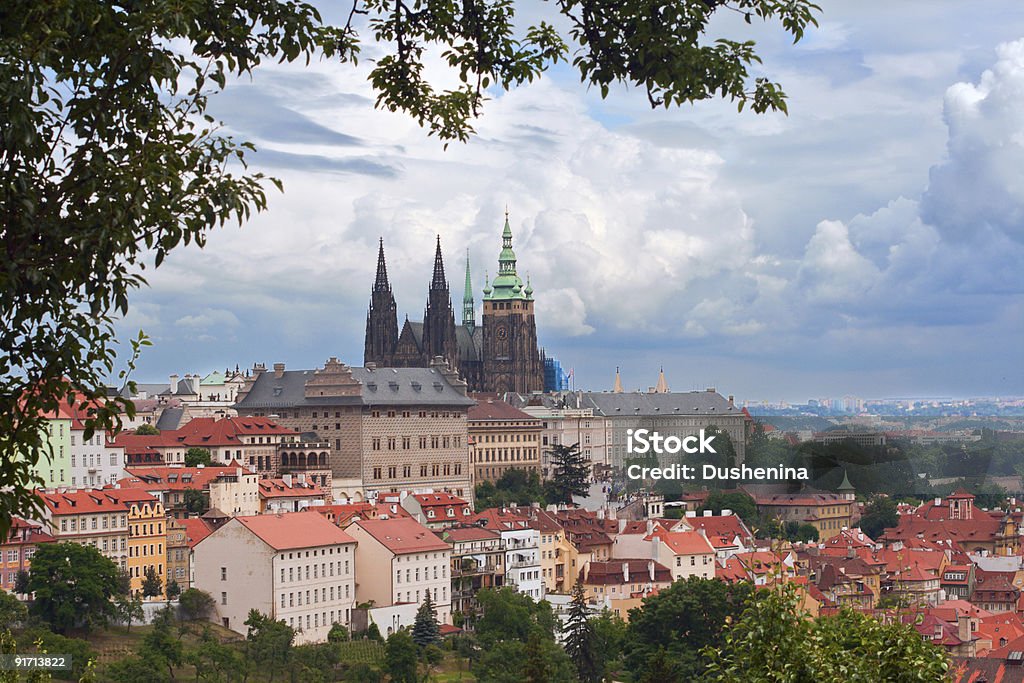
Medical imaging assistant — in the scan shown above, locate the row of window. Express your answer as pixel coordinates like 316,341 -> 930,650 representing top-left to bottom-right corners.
372,463 -> 463,479
398,587 -> 446,604
285,610 -> 351,632
129,543 -> 163,558
2,548 -> 34,563
60,514 -> 127,532
369,410 -> 462,420
371,435 -> 463,450
675,555 -> 712,567
474,447 -> 538,463
395,564 -> 447,584
279,561 -> 351,583
280,584 -> 350,608
129,563 -> 162,578
70,453 -> 119,467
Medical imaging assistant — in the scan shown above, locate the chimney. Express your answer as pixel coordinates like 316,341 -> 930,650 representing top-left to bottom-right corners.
935,497 -> 942,506
703,510 -> 712,517
728,395 -> 735,406
958,614 -> 971,642
721,509 -> 732,517
170,373 -> 179,390
646,519 -> 654,535
648,560 -> 655,582
618,519 -> 627,534
283,474 -> 292,487
365,362 -> 377,370
685,510 -> 696,518
622,562 -> 629,583
273,363 -> 286,379
597,508 -> 605,520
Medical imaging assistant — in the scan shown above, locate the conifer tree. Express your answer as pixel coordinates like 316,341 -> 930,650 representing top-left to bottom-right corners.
412,592 -> 441,647
564,581 -> 601,683
142,566 -> 163,599
546,444 -> 591,504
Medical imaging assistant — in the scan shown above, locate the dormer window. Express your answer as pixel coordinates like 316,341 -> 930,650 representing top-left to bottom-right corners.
427,510 -> 435,518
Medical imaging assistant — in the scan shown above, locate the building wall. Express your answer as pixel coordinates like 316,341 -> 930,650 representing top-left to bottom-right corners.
44,510 -> 129,571
35,418 -> 72,488
166,519 -> 191,591
127,500 -> 167,600
361,409 -> 473,501
209,472 -> 260,516
503,528 -> 543,600
469,416 -> 542,484
271,540 -> 356,644
70,430 -> 124,488
194,520 -> 273,635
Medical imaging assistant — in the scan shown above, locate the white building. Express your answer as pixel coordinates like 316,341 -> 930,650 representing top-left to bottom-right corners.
193,511 -> 357,644
346,517 -> 453,629
471,508 -> 544,600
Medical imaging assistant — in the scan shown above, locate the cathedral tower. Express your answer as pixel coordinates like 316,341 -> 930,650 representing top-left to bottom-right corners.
481,212 -> 544,394
421,236 -> 460,372
364,238 -> 398,366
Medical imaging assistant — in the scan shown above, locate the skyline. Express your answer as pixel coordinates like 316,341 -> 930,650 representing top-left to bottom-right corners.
113,1 -> 1024,402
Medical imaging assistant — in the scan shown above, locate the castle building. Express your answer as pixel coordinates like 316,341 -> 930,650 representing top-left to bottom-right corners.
364,213 -> 545,394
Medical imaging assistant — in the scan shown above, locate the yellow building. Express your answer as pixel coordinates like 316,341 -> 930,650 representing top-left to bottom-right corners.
528,508 -> 590,595
746,489 -> 854,541
122,490 -> 168,600
468,398 -> 542,484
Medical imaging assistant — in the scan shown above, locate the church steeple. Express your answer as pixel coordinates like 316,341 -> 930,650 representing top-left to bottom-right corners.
365,237 -> 399,366
486,209 -> 528,300
373,237 -> 391,292
655,367 -> 669,393
462,250 -> 475,332
431,235 -> 447,291
613,367 -> 624,393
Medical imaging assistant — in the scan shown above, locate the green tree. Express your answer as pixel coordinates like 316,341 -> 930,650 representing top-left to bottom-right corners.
183,489 -> 209,516
859,495 -> 899,540
166,579 -> 181,601
704,584 -> 949,682
184,626 -> 244,683
624,577 -> 754,682
142,566 -> 163,599
0,0 -> 821,543
134,424 -> 160,436
106,652 -> 171,683
564,581 -> 600,683
13,570 -> 29,596
591,609 -> 628,681
546,443 -> 591,504
0,590 -> 27,627
114,593 -> 144,633
411,592 -> 441,648
184,448 -> 213,467
475,588 -> 559,648
141,607 -> 184,681
385,630 -> 419,683
327,622 -> 349,643
178,588 -> 216,621
698,491 -> 758,526
243,610 -> 294,683
27,542 -> 123,633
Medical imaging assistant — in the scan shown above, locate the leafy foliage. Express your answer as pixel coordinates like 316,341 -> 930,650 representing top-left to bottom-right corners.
0,0 -> 819,537
475,468 -> 547,511
183,489 -> 210,516
113,593 -> 144,633
384,630 -> 419,683
0,591 -> 27,627
185,448 -> 213,467
27,542 -> 124,633
178,588 -> 216,621
141,566 -> 163,599
858,495 -> 899,540
704,584 -> 949,682
243,610 -> 295,681
134,424 -> 160,436
698,491 -> 758,526
624,577 -> 754,682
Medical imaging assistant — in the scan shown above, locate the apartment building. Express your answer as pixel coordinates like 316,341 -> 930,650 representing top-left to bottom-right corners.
437,526 -> 504,629
121,465 -> 260,518
400,492 -> 474,530
470,508 -> 544,600
0,518 -> 54,592
347,517 -> 453,625
258,475 -> 331,513
193,511 -> 357,643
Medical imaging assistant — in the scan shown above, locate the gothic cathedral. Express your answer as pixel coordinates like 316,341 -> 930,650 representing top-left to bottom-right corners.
364,213 -> 545,394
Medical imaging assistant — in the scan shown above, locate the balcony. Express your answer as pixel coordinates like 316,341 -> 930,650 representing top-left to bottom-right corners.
506,558 -> 538,570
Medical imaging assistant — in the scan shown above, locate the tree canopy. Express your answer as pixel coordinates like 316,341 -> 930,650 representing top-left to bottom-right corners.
184,447 -> 213,467
0,0 -> 821,535
27,541 -> 125,633
546,443 -> 591,504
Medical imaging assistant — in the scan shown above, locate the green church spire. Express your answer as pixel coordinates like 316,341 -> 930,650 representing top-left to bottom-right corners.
462,249 -> 475,331
487,208 -> 530,301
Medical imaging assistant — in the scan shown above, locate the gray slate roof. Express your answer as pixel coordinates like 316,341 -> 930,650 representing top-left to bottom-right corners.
406,321 -> 481,362
155,406 -> 186,431
234,366 -> 475,410
573,390 -> 738,417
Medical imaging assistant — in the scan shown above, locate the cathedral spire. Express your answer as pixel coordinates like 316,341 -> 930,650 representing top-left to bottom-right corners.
462,249 -> 475,332
431,235 -> 448,291
613,367 -> 623,393
373,237 -> 391,292
655,367 -> 669,393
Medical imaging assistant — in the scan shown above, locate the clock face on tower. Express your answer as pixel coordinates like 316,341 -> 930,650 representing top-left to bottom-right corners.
496,325 -> 508,340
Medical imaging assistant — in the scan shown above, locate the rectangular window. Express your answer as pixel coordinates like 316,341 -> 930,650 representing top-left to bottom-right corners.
373,467 -> 382,480
221,592 -> 227,605
221,567 -> 227,581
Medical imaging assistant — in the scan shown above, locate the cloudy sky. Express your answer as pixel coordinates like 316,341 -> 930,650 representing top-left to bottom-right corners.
117,0 -> 1024,403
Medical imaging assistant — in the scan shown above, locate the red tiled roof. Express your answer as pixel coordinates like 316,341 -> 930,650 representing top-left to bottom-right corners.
352,517 -> 450,554
228,511 -> 355,551
258,478 -> 327,499
469,508 -> 532,531
583,559 -> 672,585
122,464 -> 253,491
38,487 -> 159,515
437,526 -> 501,543
179,518 -> 214,549
647,528 -> 714,556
